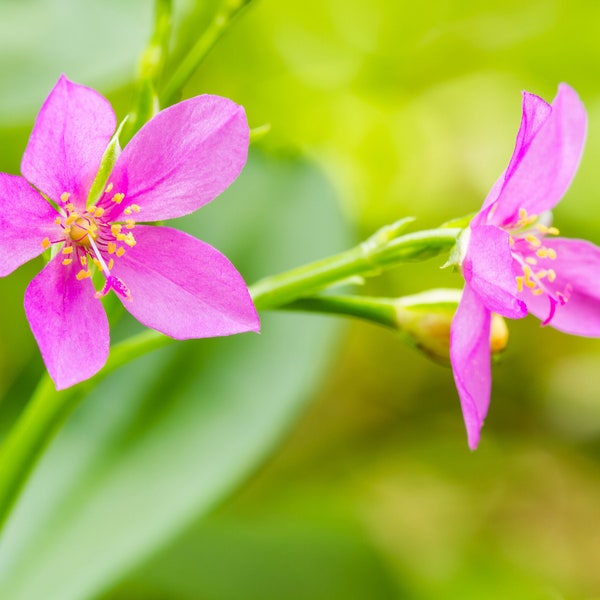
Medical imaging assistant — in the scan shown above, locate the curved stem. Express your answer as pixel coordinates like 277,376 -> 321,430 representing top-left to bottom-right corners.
160,0 -> 254,107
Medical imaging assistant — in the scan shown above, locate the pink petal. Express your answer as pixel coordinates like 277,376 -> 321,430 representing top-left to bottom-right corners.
487,84 -> 587,227
520,237 -> 600,336
477,92 -> 552,219
24,256 -> 109,389
450,284 -> 492,450
21,75 -> 116,210
105,95 -> 249,222
110,226 -> 259,338
463,225 -> 527,319
0,174 -> 61,276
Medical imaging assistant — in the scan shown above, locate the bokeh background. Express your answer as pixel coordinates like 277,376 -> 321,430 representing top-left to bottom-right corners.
1,1 -> 600,599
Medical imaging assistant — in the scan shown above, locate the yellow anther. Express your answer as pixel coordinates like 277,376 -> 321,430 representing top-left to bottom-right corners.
125,219 -> 136,229
65,213 -> 79,226
116,233 -> 127,241
525,256 -> 537,265
124,233 -> 136,247
111,224 -> 122,237
116,247 -> 126,257
41,237 -> 51,249
124,207 -> 132,215
94,206 -> 105,218
536,248 -> 549,258
105,182 -> 114,194
532,288 -> 544,296
537,269 -> 548,279
546,248 -> 557,260
62,246 -> 73,255
111,193 -> 125,204
547,227 -> 560,235
547,269 -> 557,282
108,258 -> 114,270
107,241 -> 117,254
80,255 -> 87,267
64,203 -> 74,212
54,216 -> 62,225
522,265 -> 537,289
518,208 -> 528,222
92,258 -> 102,269
60,192 -> 71,202
131,204 -> 141,213
62,258 -> 73,266
76,269 -> 92,280
516,276 -> 524,292
525,234 -> 542,248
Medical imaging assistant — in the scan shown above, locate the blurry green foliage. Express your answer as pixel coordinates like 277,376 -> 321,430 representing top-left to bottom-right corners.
1,0 -> 600,599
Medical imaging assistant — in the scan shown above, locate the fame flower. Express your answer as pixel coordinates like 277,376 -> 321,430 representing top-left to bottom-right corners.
450,83 -> 600,449
0,75 -> 259,389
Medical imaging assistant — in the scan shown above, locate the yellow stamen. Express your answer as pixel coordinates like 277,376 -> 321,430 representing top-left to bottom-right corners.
536,248 -> 549,258
64,203 -> 74,212
54,216 -> 62,225
105,182 -> 114,194
62,246 -> 73,255
547,226 -> 560,235
65,213 -> 79,226
111,224 -> 122,237
60,192 -> 71,203
116,247 -> 126,257
131,204 -> 141,213
547,269 -> 557,282
108,258 -> 114,270
41,237 -> 51,249
124,207 -> 132,215
525,256 -> 537,265
111,193 -> 125,204
526,234 -> 541,248
107,241 -> 117,254
92,258 -> 102,269
546,248 -> 557,260
124,233 -> 136,247
80,255 -> 87,267
125,219 -> 136,229
94,206 -> 105,218
532,288 -> 544,296
516,276 -> 524,292
62,258 -> 73,266
76,269 -> 91,280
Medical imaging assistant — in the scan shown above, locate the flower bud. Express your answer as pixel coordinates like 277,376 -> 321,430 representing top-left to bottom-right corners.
394,289 -> 508,364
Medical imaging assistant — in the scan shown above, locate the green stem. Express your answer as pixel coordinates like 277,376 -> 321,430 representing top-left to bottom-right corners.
251,227 -> 460,310
0,225 -> 458,532
160,0 -> 254,107
284,295 -> 398,329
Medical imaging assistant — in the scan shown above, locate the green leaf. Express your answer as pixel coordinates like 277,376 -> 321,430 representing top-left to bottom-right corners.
0,152 -> 350,600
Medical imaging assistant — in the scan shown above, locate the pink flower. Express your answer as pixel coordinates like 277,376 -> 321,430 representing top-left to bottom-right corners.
0,75 -> 259,389
450,83 -> 600,449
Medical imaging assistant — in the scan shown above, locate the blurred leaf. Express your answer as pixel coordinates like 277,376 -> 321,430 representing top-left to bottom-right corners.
0,0 -> 150,125
0,151 -> 351,600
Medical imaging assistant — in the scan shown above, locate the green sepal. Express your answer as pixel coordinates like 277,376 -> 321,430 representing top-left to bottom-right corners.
86,116 -> 129,207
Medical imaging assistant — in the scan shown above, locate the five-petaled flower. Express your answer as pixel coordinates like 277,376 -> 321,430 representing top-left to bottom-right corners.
450,83 -> 600,449
0,75 -> 259,389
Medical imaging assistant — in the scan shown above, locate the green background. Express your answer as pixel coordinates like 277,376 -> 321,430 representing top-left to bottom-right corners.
1,1 -> 600,598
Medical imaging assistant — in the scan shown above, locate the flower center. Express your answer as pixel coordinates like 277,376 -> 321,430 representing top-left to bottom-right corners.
505,207 -> 571,325
39,188 -> 140,302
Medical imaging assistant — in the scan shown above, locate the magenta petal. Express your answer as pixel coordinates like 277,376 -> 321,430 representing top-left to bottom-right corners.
521,237 -> 600,336
450,284 -> 492,450
24,256 -> 109,389
478,92 -> 552,218
463,225 -> 527,319
0,174 -> 61,276
488,84 -> 587,226
111,226 -> 259,338
21,75 -> 116,209
106,95 -> 249,221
